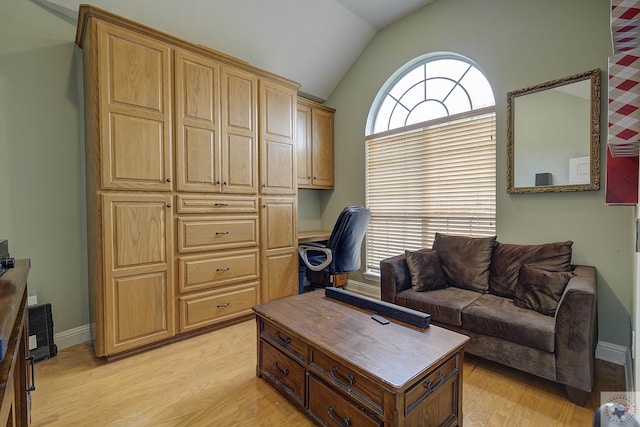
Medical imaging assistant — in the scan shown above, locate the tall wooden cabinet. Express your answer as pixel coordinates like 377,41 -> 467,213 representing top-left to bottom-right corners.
296,98 -> 335,189
76,5 -> 299,357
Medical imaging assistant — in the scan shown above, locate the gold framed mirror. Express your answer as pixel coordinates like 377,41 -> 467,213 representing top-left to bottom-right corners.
507,69 -> 601,193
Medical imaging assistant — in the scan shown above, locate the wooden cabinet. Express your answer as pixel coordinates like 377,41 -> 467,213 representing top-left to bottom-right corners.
0,259 -> 32,427
96,21 -> 173,192
101,193 -> 175,354
259,197 -> 298,303
296,98 -> 335,189
255,292 -> 468,427
260,79 -> 297,195
77,5 -> 299,357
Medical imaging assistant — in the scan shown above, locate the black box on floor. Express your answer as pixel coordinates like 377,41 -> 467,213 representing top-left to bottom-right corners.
28,303 -> 57,361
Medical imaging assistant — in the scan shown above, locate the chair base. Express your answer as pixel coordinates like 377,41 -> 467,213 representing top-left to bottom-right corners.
306,271 -> 349,288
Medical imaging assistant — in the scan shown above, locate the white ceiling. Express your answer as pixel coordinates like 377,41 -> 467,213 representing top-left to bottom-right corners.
35,0 -> 434,101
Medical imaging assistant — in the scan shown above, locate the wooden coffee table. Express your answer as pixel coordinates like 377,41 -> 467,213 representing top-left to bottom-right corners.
253,290 -> 469,426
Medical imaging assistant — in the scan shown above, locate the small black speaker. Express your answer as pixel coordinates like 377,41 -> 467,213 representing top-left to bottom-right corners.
535,173 -> 552,186
28,303 -> 57,361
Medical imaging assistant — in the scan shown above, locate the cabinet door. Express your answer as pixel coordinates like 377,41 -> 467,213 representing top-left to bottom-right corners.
260,80 -> 297,195
97,22 -> 172,191
296,103 -> 312,187
102,193 -> 175,355
312,108 -> 334,189
260,197 -> 297,302
175,50 -> 221,193
221,66 -> 258,194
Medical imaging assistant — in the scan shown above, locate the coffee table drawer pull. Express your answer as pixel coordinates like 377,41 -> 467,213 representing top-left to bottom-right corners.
328,405 -> 351,427
331,366 -> 354,388
273,361 -> 289,377
424,370 -> 445,391
275,331 -> 291,345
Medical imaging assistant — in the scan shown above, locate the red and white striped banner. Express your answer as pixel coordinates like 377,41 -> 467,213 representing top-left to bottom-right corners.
612,0 -> 640,52
608,49 -> 640,156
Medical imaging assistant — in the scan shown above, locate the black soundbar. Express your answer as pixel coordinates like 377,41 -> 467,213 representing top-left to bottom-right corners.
324,287 -> 431,328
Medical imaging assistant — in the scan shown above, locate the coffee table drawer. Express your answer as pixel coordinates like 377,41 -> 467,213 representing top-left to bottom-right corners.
260,319 -> 307,363
259,340 -> 305,407
405,353 -> 459,413
310,349 -> 383,413
309,375 -> 381,427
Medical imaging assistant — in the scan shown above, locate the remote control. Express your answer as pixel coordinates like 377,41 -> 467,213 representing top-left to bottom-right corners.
371,314 -> 390,325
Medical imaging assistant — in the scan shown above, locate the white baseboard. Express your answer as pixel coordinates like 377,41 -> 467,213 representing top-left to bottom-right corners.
54,324 -> 91,351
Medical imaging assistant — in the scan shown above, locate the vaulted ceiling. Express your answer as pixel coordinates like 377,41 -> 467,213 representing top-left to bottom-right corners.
35,0 -> 434,101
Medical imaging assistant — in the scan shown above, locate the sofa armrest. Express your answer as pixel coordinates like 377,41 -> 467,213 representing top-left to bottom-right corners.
555,264 -> 597,393
380,253 -> 412,303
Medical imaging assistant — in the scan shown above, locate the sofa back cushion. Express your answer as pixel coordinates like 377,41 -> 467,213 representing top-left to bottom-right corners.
512,264 -> 575,316
489,241 -> 573,298
432,233 -> 496,292
405,249 -> 448,291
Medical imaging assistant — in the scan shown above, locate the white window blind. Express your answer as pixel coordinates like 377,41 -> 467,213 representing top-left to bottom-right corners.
365,109 -> 496,275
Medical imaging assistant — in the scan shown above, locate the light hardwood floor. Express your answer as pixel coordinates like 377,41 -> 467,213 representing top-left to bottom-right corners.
30,319 -> 623,426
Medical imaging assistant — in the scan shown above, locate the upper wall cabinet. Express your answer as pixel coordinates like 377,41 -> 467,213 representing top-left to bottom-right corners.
259,79 -> 297,195
97,22 -> 173,191
296,98 -> 335,189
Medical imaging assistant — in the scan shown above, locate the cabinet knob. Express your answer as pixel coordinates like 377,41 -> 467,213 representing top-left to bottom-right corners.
223,181 -> 228,186
217,180 -> 221,185
166,178 -> 172,183
167,204 -> 172,208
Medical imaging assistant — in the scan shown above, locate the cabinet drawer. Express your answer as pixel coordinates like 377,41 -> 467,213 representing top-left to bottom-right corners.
178,216 -> 258,253
178,250 -> 258,293
260,319 -> 307,363
405,354 -> 459,413
310,349 -> 383,413
309,375 -> 381,427
179,285 -> 256,332
176,195 -> 258,214
259,340 -> 306,408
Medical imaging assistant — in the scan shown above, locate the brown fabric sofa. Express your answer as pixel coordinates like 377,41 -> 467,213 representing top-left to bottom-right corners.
380,233 -> 597,406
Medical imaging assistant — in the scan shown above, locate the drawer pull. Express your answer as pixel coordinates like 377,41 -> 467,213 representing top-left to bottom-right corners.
217,302 -> 231,308
424,369 -> 453,393
331,366 -> 354,388
328,405 -> 351,427
216,267 -> 230,272
274,331 -> 291,346
215,231 -> 230,235
272,361 -> 289,377
214,203 -> 229,207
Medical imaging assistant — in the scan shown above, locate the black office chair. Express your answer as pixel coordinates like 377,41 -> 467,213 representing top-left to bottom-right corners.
299,205 -> 372,289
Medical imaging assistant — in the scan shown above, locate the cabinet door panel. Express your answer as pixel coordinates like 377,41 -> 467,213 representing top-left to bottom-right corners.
261,198 -> 295,252
108,113 -> 166,187
175,50 -> 221,192
222,66 -> 257,193
312,109 -> 334,188
112,272 -> 170,343
261,251 -> 298,303
98,22 -> 172,191
102,193 -> 174,354
296,104 -> 312,187
260,80 -> 296,195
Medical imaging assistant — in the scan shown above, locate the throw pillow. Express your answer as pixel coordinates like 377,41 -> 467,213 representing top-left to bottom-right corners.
404,250 -> 448,292
489,241 -> 573,298
512,264 -> 575,316
432,233 -> 496,292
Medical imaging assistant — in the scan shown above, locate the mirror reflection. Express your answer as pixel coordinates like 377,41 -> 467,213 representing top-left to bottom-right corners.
507,69 -> 600,193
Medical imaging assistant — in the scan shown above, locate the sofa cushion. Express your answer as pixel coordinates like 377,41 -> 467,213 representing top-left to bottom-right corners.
513,265 -> 575,316
432,233 -> 496,292
396,287 -> 482,326
489,240 -> 573,298
405,249 -> 448,291
461,293 -> 556,352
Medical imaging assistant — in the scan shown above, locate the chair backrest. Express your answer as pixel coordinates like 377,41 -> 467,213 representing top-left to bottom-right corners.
325,206 -> 372,274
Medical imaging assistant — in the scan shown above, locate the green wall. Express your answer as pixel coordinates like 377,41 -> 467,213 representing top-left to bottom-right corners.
0,0 -> 88,333
1,0 -> 633,350
323,0 -> 635,347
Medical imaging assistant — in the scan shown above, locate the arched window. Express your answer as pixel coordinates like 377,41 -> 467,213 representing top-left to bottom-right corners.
365,54 -> 496,276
